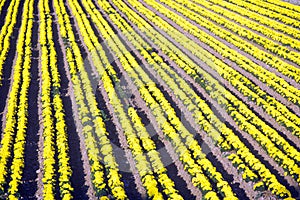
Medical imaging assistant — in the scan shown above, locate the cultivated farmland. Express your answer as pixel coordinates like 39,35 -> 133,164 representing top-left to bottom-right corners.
0,0 -> 300,199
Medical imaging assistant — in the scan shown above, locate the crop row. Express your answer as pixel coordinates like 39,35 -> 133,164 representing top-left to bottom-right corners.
0,0 -> 21,86
39,0 -> 74,198
0,0 -> 34,197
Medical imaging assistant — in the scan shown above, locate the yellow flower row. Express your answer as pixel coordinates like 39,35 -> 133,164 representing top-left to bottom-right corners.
0,0 -> 33,197
39,0 -> 74,198
0,0 -> 21,86
40,2 -> 56,198
0,0 -> 7,13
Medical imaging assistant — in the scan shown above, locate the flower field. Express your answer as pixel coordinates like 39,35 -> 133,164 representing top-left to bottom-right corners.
0,0 -> 299,199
